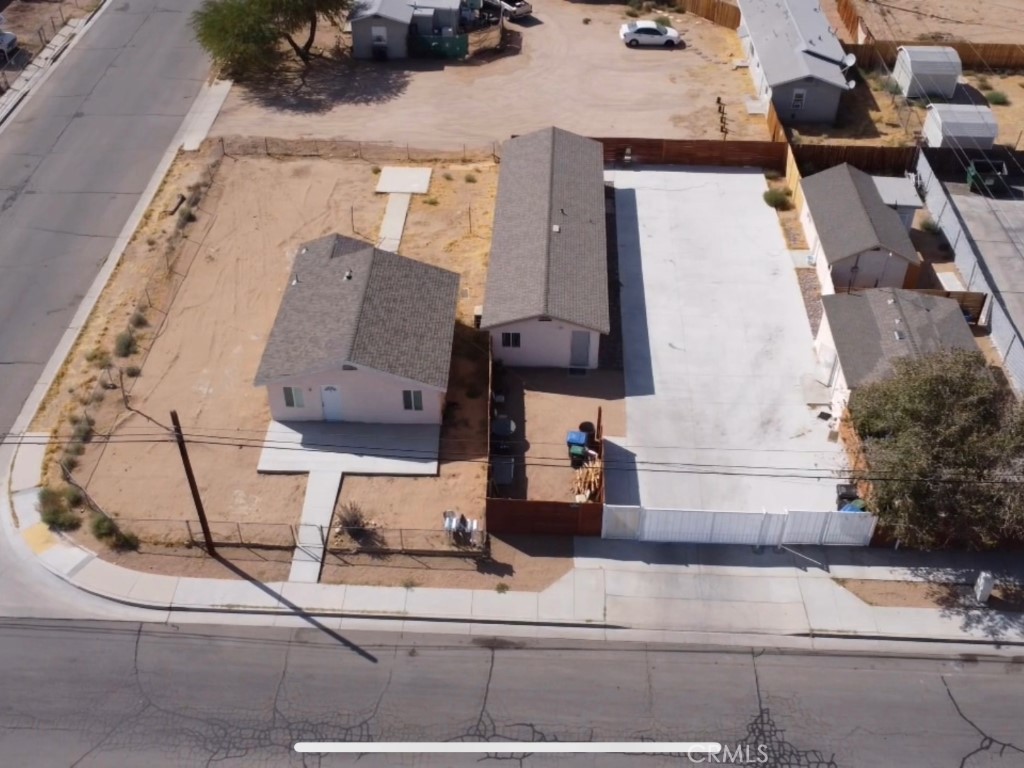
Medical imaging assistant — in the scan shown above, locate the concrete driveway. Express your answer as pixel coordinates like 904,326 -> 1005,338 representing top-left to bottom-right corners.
0,0 -> 208,435
608,168 -> 846,513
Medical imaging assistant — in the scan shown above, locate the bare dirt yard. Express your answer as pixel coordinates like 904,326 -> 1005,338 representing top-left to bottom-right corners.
0,0 -> 89,56
35,147 -> 514,562
791,75 -> 922,146
852,0 -> 1024,44
837,578 -> 1024,612
321,535 -> 573,591
211,2 -> 768,145
962,71 -> 1024,146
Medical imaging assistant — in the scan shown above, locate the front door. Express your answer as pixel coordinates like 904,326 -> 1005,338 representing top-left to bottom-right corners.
371,25 -> 388,45
569,331 -> 591,368
321,386 -> 343,421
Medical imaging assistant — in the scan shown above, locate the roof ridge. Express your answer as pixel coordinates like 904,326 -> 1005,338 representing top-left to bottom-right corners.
543,127 -> 557,317
344,238 -> 379,367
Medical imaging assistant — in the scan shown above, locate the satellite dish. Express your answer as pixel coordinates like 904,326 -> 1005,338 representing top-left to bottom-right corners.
846,79 -> 857,91
842,52 -> 857,68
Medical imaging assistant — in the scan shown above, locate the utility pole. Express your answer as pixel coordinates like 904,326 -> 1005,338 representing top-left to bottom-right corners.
170,410 -> 215,555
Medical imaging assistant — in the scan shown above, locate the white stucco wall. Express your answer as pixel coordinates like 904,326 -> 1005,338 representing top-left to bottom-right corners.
487,318 -> 600,369
830,248 -> 910,292
265,366 -> 445,424
813,311 -> 850,415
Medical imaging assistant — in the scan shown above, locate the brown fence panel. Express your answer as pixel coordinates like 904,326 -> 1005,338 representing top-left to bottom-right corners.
846,41 -> 1024,70
835,0 -> 861,40
791,144 -> 917,176
677,0 -> 741,29
765,101 -> 786,143
485,498 -> 602,537
595,138 -> 787,171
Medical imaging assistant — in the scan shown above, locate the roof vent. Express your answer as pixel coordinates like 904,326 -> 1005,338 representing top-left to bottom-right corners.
344,270 -> 353,281
894,330 -> 905,340
552,224 -> 561,233
291,274 -> 299,286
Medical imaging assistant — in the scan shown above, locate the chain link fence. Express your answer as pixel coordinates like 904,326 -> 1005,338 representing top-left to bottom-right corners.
0,0 -> 94,93
215,135 -> 502,164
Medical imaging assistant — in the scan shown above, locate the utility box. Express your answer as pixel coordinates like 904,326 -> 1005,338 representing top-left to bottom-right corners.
974,571 -> 995,604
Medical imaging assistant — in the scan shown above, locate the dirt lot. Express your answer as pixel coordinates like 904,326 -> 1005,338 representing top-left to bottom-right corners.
791,75 -> 922,146
212,3 -> 768,145
36,152 -> 498,547
852,0 -> 1024,44
837,578 -> 1024,611
0,0 -> 89,56
962,72 -> 1024,146
497,369 -> 626,502
321,535 -> 573,591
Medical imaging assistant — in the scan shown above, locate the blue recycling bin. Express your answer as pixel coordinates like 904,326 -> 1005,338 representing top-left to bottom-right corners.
566,430 -> 588,448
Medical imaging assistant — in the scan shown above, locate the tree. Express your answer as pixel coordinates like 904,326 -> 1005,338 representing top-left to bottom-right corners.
193,0 -> 352,73
849,349 -> 1024,550
192,0 -> 280,75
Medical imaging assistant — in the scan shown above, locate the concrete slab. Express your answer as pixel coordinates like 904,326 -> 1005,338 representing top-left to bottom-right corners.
280,581 -> 347,612
12,487 -> 42,528
287,469 -> 341,582
610,168 -> 846,513
343,585 -> 408,614
9,435 -> 47,493
126,572 -> 181,607
287,556 -> 322,584
376,167 -> 432,194
376,192 -> 411,252
257,420 -> 439,474
37,544 -> 94,577
181,79 -> 231,152
172,578 -> 283,611
572,568 -> 606,622
72,558 -> 139,597
404,587 -> 474,618
470,591 -> 538,622
537,572 -> 575,622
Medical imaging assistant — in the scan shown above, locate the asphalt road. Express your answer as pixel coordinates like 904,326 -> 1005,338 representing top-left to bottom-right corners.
0,620 -> 1021,768
0,0 -> 208,434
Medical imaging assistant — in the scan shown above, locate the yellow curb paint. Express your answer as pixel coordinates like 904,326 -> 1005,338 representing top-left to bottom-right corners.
22,523 -> 56,554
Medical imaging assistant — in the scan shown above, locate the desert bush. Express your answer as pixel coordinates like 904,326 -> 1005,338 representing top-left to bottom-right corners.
625,7 -> 639,17
424,197 -> 439,206
130,310 -> 148,328
443,171 -> 453,180
976,75 -> 992,91
39,488 -> 80,531
464,173 -> 477,183
987,90 -> 1010,105
62,485 -> 84,508
921,217 -> 941,234
114,331 -> 137,357
339,503 -> 367,530
66,440 -> 86,456
125,365 -> 142,378
92,514 -> 117,539
654,15 -> 671,25
495,582 -> 510,593
763,189 -> 792,210
85,347 -> 111,369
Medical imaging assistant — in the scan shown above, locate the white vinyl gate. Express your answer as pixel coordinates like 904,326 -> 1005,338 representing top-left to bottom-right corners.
603,505 -> 876,547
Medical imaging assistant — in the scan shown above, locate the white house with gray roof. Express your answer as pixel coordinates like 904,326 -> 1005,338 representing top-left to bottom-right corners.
481,127 -> 609,369
349,0 -> 462,59
254,234 -> 459,424
815,288 -> 977,415
737,0 -> 854,124
801,163 -> 920,294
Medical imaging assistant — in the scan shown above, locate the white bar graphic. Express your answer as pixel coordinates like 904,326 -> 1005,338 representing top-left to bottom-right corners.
294,742 -> 722,754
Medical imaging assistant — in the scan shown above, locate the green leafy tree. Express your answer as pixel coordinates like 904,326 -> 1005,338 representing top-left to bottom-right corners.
849,349 -> 1024,549
193,0 -> 352,72
192,0 -> 279,74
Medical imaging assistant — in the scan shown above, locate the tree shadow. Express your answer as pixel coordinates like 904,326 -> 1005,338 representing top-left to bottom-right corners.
921,573 -> 1024,642
234,55 -> 415,114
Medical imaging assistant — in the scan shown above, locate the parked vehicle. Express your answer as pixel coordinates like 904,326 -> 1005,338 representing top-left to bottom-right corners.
492,0 -> 532,19
0,31 -> 18,63
619,20 -> 681,48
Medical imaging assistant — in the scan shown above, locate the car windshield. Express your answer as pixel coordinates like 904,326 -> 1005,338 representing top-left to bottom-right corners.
655,24 -> 669,33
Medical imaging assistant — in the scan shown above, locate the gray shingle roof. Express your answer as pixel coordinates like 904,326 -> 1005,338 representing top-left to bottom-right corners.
822,288 -> 977,389
481,127 -> 610,334
737,0 -> 848,89
803,163 -> 919,265
254,235 -> 459,390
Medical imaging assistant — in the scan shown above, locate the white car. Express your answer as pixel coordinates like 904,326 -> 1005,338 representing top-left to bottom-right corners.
619,20 -> 681,48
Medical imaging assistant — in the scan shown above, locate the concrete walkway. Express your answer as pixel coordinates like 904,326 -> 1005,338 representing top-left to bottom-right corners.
374,166 -> 431,252
288,469 -> 343,583
7,422 -> 1024,648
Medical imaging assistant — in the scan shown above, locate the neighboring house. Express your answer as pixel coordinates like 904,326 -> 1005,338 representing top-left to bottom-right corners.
737,0 -> 854,124
871,174 -> 923,230
893,46 -> 962,99
481,127 -> 609,369
254,234 -> 459,424
349,0 -> 463,60
801,163 -> 920,294
923,104 -> 999,150
815,288 -> 977,414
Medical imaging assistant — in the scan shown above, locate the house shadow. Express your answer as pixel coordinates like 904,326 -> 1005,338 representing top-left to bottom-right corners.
613,187 -> 655,397
602,438 -> 640,507
489,364 -> 531,500
235,55 -> 416,114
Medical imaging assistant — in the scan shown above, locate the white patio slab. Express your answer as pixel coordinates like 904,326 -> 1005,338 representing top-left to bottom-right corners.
376,192 -> 411,252
376,166 -> 432,194
609,168 -> 846,513
10,435 -> 47,493
257,420 -> 440,474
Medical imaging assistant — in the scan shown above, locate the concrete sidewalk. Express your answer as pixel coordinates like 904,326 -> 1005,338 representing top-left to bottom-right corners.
7,422 -> 1024,648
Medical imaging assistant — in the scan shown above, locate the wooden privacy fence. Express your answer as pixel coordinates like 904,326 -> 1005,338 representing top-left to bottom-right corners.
846,41 -> 1024,71
597,138 -> 787,171
485,499 -> 603,537
791,144 -> 918,176
676,0 -> 741,29
835,0 -> 861,40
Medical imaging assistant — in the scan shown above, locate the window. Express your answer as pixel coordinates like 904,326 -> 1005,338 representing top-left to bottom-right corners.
791,89 -> 806,110
283,386 -> 305,408
501,332 -> 521,348
403,390 -> 423,411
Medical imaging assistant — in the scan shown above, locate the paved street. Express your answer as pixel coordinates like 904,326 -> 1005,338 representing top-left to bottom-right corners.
0,619 -> 1022,767
0,0 -> 208,434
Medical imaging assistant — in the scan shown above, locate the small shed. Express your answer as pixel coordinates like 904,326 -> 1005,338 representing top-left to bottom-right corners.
893,46 -> 962,99
923,104 -> 999,150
